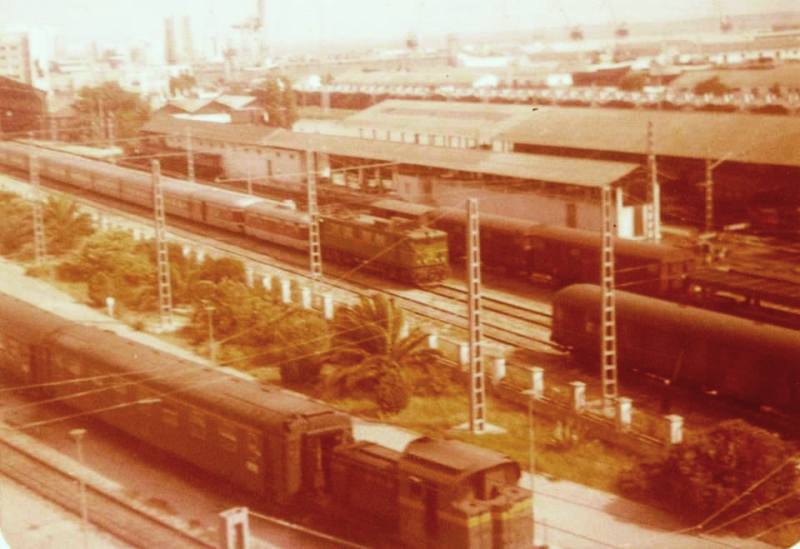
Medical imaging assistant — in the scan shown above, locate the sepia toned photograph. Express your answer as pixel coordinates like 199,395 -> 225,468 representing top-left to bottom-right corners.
1,1 -> 800,547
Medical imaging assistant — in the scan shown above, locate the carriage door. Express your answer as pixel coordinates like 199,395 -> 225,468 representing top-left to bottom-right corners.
300,430 -> 341,493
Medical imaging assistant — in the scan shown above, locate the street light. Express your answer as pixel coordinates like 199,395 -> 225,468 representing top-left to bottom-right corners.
68,428 -> 89,549
202,301 -> 216,363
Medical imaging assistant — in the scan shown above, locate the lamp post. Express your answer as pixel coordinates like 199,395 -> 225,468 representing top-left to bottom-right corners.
68,428 -> 89,549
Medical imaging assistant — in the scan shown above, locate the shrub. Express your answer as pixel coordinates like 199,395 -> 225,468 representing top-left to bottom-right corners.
619,419 -> 799,526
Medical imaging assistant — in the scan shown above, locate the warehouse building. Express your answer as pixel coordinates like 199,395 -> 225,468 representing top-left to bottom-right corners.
142,115 -> 650,237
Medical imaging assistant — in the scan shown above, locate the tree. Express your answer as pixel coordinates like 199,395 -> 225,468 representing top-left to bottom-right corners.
620,420 -> 799,527
693,76 -> 731,96
274,311 -> 330,385
169,73 -> 197,97
72,82 -> 151,139
43,196 -> 94,254
325,294 -> 446,413
57,230 -> 157,310
253,74 -> 298,128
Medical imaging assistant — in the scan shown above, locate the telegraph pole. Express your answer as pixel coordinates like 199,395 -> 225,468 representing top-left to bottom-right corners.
306,149 -> 323,282
646,121 -> 661,241
151,160 -> 173,328
29,155 -> 46,266
600,185 -> 618,415
467,198 -> 486,433
186,127 -> 195,183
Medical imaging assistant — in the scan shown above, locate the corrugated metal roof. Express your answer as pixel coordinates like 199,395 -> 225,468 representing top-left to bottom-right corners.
142,116 -> 639,187
669,65 -> 800,91
213,95 -> 258,110
342,99 -> 533,138
499,106 -> 800,167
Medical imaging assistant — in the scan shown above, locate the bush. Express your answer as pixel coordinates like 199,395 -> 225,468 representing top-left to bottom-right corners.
619,420 -> 799,526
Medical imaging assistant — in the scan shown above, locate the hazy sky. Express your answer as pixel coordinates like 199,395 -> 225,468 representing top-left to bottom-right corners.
4,0 -> 800,50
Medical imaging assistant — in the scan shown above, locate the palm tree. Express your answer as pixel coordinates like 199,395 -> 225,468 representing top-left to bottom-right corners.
44,196 -> 94,253
326,294 -> 445,413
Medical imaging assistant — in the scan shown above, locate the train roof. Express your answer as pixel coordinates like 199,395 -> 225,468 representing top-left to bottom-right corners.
0,292 -> 74,344
528,224 -> 693,260
554,284 -> 800,356
370,199 -> 436,219
435,207 -> 541,234
46,323 -> 350,433
245,201 -> 310,223
400,436 -> 520,485
188,186 -> 266,209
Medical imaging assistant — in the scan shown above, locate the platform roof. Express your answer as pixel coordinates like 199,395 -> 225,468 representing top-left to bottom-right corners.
142,116 -> 639,187
668,64 -> 800,92
498,106 -> 800,168
340,99 -> 534,140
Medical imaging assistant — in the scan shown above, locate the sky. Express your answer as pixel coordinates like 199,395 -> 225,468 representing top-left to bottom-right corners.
3,0 -> 800,52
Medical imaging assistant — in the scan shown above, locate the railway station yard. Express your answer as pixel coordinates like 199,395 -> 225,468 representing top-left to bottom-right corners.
0,181 -> 797,547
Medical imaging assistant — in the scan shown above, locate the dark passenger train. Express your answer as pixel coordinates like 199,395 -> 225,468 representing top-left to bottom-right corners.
0,292 -> 532,548
551,284 -> 800,413
430,207 -> 695,296
0,141 -> 450,287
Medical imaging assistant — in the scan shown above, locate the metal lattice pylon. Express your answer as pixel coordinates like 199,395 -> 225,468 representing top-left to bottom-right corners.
151,160 -> 173,328
186,127 -> 195,183
704,158 -> 714,234
467,199 -> 486,433
29,156 -> 46,265
600,185 -> 618,414
306,150 -> 323,281
645,121 -> 661,241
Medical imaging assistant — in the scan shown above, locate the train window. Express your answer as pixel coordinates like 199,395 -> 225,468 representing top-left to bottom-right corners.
162,405 -> 180,427
189,411 -> 206,439
245,432 -> 262,457
218,424 -> 238,452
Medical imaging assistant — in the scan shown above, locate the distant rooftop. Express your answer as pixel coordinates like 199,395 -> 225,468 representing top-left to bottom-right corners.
498,106 -> 800,167
142,115 -> 638,188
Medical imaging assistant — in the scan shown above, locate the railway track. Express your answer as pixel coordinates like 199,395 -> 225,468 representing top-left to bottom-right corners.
0,430 -> 213,548
0,164 -> 560,355
432,283 -> 553,328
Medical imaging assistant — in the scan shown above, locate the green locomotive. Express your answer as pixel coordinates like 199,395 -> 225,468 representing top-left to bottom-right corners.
320,213 -> 450,287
